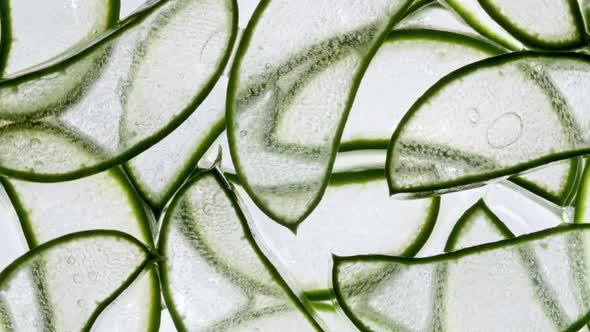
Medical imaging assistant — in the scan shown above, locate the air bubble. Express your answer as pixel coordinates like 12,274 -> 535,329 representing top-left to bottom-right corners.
265,63 -> 272,69
73,274 -> 84,284
240,130 -> 248,137
76,299 -> 87,308
66,255 -> 75,265
88,271 -> 98,281
486,112 -> 523,149
29,138 -> 41,148
467,108 -> 480,124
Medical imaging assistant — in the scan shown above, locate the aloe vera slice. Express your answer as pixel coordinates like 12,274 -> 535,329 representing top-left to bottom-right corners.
1,168 -> 160,331
0,230 -> 151,332
334,225 -> 590,332
386,52 -> 590,197
0,0 -> 237,181
125,76 -> 227,210
445,199 -> 513,251
441,0 -> 522,50
227,0 -> 413,228
158,168 -> 321,331
0,0 -> 118,76
478,0 -> 587,50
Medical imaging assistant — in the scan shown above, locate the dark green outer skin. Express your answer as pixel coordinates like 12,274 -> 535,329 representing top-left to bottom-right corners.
0,230 -> 157,332
386,51 -> 590,196
158,168 -> 324,332
333,224 -> 590,332
0,0 -> 121,76
444,199 -> 514,252
575,160 -> 590,224
226,0 -> 413,231
478,0 -> 588,50
0,0 -> 237,184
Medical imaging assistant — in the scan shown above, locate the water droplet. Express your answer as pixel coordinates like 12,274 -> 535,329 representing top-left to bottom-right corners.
76,299 -> 87,308
265,63 -> 272,69
240,130 -> 248,137
179,73 -> 185,79
73,274 -> 84,284
486,112 -> 523,149
467,108 -> 480,124
66,256 -> 75,265
29,138 -> 41,148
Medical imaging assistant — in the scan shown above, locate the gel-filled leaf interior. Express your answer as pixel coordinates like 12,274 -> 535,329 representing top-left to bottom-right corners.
0,230 -> 151,332
158,168 -> 322,332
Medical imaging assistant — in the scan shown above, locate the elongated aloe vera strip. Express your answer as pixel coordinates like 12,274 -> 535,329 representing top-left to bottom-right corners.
334,225 -> 590,332
0,0 -> 237,182
445,199 -> 513,251
0,0 -> 119,76
440,0 -> 522,50
478,0 -> 587,50
227,0 -> 413,229
1,168 -> 160,332
0,230 -> 152,332
158,168 -> 322,332
386,52 -> 590,197
230,170 -> 438,331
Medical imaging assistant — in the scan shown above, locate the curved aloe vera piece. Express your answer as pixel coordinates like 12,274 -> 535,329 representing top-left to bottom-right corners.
227,0 -> 413,229
0,0 -> 237,181
125,77 -> 227,210
334,225 -> 590,332
0,230 -> 152,332
478,0 -> 587,50
441,0 -> 522,50
158,168 -> 322,331
1,168 -> 160,331
0,0 -> 119,76
386,52 -> 590,197
445,199 -> 513,251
